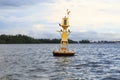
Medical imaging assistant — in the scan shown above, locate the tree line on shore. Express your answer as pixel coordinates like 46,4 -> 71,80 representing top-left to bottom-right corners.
0,34 -> 119,44
0,34 -> 77,44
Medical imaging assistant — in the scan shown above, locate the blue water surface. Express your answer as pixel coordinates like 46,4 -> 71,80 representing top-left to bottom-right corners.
0,44 -> 120,80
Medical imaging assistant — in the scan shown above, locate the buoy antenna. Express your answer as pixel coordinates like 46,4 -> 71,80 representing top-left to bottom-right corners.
67,9 -> 70,17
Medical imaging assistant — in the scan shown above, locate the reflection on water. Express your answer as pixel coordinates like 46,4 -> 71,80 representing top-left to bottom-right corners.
0,44 -> 120,80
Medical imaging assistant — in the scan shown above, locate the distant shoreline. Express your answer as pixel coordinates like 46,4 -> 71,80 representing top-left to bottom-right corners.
0,34 -> 76,44
0,42 -> 120,44
0,34 -> 120,44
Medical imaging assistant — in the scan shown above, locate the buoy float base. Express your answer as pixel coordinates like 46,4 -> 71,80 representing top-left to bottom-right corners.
53,50 -> 75,56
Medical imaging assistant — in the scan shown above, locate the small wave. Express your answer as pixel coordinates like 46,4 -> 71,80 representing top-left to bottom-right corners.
102,77 -> 120,80
0,73 -> 22,80
26,67 -> 47,73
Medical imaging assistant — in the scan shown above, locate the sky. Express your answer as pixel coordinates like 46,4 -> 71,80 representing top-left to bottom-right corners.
0,0 -> 120,41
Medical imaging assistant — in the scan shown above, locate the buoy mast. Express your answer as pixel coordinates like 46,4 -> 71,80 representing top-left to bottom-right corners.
59,9 -> 70,52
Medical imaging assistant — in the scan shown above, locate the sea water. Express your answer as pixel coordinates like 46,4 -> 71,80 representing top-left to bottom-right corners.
0,44 -> 120,80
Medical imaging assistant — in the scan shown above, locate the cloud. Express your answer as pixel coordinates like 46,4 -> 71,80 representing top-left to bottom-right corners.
33,24 -> 43,30
70,31 -> 120,41
0,0 -> 120,40
0,0 -> 52,8
42,0 -> 120,33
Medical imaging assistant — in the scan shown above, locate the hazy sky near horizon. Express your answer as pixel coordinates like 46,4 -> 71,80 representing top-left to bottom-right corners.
0,0 -> 120,40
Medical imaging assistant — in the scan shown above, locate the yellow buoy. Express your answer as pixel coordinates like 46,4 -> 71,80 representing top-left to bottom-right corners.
53,9 -> 75,56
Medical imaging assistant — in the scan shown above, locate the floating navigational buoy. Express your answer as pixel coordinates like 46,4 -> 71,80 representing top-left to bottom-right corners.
53,9 -> 75,56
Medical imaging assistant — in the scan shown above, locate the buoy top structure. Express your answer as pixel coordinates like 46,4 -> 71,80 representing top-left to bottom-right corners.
53,9 -> 75,56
